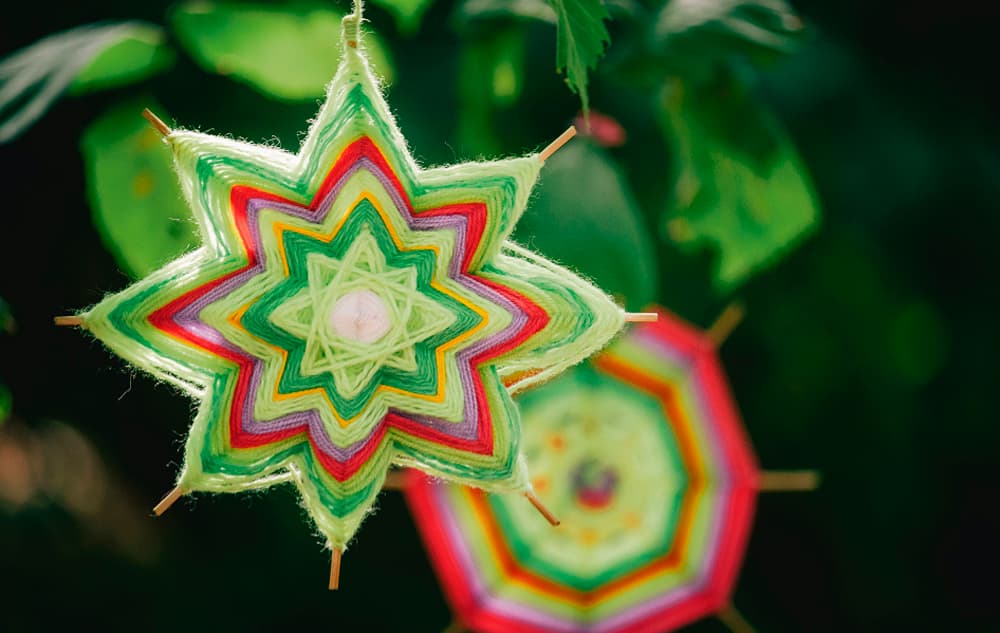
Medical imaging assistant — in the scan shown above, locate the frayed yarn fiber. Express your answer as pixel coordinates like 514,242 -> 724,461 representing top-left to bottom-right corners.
74,10 -> 625,550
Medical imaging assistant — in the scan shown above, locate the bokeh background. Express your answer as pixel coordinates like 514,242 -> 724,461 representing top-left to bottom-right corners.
1,0 -> 998,631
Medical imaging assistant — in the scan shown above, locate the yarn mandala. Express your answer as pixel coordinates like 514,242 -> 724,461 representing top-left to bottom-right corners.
67,7 -> 625,553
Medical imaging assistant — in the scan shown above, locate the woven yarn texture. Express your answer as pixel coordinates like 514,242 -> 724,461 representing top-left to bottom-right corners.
73,11 -> 625,549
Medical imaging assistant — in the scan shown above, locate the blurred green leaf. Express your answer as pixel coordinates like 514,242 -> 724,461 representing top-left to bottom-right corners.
660,69 -> 819,292
369,0 -> 436,35
82,100 -> 197,278
0,383 -> 10,424
457,0 -> 556,23
459,0 -> 636,23
457,26 -> 526,155
0,22 -> 172,143
551,0 -> 611,115
515,141 -> 657,309
68,24 -> 175,94
653,0 -> 803,75
888,301 -> 949,386
456,0 -> 608,112
171,2 -> 394,101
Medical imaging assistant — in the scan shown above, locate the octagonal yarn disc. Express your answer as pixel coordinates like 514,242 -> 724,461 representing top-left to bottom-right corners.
406,308 -> 760,633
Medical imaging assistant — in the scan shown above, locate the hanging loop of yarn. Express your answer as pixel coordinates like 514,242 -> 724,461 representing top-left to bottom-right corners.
342,0 -> 364,48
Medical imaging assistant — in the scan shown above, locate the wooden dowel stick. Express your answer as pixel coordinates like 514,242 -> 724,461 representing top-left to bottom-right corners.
329,547 -> 342,590
152,485 -> 184,516
382,470 -> 408,491
706,301 -> 746,347
625,312 -> 658,323
53,315 -> 83,327
525,490 -> 560,526
539,126 -> 577,163
142,108 -> 172,137
717,604 -> 758,633
442,618 -> 467,633
758,470 -> 820,492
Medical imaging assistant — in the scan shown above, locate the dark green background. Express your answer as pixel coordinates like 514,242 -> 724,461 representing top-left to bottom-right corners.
1,1 -> 998,631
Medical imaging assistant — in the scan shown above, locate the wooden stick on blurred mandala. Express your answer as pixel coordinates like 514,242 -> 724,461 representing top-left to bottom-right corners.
441,618 -> 467,633
706,301 -> 746,347
524,489 -> 560,526
759,470 -> 821,492
717,603 -> 758,633
382,469 -> 410,491
705,303 -> 822,494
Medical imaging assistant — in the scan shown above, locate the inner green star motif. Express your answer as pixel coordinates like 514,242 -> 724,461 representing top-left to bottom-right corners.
239,199 -> 484,422
269,226 -> 457,399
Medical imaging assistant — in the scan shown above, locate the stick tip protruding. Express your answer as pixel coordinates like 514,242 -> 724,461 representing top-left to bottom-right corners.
625,312 -> 658,323
142,108 -> 172,137
525,490 -> 560,526
342,0 -> 364,48
152,485 -> 184,516
54,315 -> 84,328
758,470 -> 821,492
706,301 -> 746,348
540,126 -> 578,164
329,547 -> 343,590
382,469 -> 409,491
717,603 -> 758,633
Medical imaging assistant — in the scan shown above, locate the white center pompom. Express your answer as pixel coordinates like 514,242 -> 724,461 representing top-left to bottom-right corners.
328,290 -> 391,343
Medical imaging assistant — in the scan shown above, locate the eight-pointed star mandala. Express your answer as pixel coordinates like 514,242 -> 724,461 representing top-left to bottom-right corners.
61,4 -> 630,576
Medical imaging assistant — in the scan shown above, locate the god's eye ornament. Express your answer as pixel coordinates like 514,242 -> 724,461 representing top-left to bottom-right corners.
55,4 -> 638,584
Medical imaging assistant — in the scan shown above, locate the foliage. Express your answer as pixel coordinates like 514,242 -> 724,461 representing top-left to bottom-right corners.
515,141 -> 657,308
81,100 -> 196,278
171,2 -> 394,101
550,0 -> 611,116
0,383 -> 10,424
654,0 -> 804,63
369,0 -> 437,34
0,22 -> 173,142
0,0 -> 822,294
456,25 -> 527,155
68,24 -> 175,94
660,67 -> 819,291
